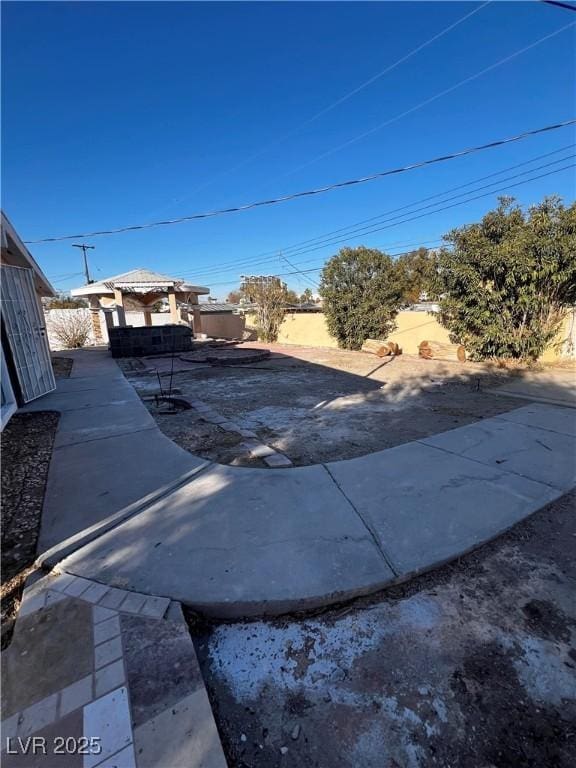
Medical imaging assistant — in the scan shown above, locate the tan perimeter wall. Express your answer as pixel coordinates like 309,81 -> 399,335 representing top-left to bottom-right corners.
246,310 -> 575,360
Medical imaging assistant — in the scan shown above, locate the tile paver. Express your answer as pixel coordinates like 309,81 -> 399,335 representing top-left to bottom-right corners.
139,596 -> 170,620
94,661 -> 125,699
94,616 -> 121,646
94,744 -> 136,768
93,606 -> 117,624
81,582 -> 110,604
83,687 -> 132,768
118,593 -> 147,614
95,636 -> 123,669
98,589 -> 128,610
59,675 -> 93,717
17,694 -> 58,739
63,576 -> 93,598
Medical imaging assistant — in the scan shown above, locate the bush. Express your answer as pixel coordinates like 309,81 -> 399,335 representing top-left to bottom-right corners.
320,246 -> 404,350
434,196 -> 576,361
241,276 -> 289,342
49,310 -> 92,349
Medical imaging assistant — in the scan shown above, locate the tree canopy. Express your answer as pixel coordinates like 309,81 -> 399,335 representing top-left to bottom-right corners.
395,247 -> 438,304
241,275 -> 289,342
319,246 -> 404,350
434,196 -> 576,360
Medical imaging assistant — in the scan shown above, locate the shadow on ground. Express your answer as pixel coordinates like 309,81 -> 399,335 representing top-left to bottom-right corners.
119,344 -> 574,467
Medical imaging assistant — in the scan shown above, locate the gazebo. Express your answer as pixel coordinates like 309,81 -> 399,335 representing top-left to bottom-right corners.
71,268 -> 209,342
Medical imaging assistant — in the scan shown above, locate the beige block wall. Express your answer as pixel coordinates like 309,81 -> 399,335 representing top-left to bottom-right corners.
247,310 -> 575,360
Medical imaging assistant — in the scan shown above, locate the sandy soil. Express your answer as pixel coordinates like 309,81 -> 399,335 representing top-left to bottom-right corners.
123,346 -> 528,466
192,492 -> 576,768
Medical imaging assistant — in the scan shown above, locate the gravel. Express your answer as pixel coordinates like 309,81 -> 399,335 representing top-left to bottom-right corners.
1,412 -> 59,649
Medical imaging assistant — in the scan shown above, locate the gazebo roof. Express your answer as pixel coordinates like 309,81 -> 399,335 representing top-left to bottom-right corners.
71,268 -> 209,297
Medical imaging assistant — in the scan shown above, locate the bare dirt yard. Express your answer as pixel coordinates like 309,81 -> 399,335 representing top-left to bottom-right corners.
120,343 -> 531,467
191,491 -> 576,768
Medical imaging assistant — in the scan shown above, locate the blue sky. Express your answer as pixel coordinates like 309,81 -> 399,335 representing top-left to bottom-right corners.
2,1 -> 575,299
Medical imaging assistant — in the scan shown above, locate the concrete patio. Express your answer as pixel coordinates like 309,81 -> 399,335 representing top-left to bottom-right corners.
28,348 -> 576,618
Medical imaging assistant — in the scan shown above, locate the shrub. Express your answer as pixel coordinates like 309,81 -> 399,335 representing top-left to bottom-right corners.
434,196 -> 576,361
49,310 -> 92,349
320,246 -> 404,350
241,276 -> 289,342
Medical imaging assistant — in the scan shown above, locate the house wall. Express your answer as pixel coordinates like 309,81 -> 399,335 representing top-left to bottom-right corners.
246,310 -> 575,360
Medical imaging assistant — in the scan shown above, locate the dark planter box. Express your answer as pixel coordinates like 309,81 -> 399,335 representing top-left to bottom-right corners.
109,325 -> 192,357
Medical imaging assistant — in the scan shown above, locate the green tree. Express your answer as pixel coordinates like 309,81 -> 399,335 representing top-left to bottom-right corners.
395,247 -> 438,304
299,288 -> 314,303
45,294 -> 87,309
285,289 -> 299,305
319,246 -> 404,350
434,196 -> 576,361
226,289 -> 243,304
241,275 -> 289,342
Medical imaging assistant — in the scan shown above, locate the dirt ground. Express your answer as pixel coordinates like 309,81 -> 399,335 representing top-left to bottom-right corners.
0,357 -> 68,648
192,491 -> 576,768
0,412 -> 59,649
51,354 -> 73,378
121,344 -> 530,467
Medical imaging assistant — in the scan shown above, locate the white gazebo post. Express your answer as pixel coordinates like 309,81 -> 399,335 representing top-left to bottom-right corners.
114,288 -> 127,327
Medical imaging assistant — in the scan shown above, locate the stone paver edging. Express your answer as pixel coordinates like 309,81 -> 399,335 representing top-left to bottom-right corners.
30,349 -> 576,619
1,573 -> 226,767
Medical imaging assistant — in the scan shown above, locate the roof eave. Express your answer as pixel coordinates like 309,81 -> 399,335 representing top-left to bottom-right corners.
1,212 -> 55,296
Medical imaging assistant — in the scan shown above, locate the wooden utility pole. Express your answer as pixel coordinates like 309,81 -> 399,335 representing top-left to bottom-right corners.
72,243 -> 95,284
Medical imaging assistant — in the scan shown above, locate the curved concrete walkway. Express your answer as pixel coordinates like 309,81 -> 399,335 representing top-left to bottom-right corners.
34,349 -> 576,618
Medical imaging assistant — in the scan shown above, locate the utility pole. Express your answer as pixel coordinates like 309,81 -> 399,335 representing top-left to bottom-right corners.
72,244 -> 95,284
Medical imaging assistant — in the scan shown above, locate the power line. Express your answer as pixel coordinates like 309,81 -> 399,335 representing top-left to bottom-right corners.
175,144 -> 575,280
280,253 -> 320,289
542,1 -> 576,11
276,161 -> 576,263
152,1 -> 491,210
199,161 -> 576,288
25,119 -> 576,244
179,237 -> 444,282
277,153 -> 576,259
273,144 -> 576,258
279,19 -> 576,179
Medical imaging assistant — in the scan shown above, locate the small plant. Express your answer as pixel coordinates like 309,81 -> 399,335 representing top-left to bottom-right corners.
241,276 -> 289,342
49,310 -> 92,349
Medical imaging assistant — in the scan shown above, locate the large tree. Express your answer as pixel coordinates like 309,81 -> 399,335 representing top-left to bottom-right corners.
395,247 -> 438,304
320,246 -> 404,350
435,196 -> 576,361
